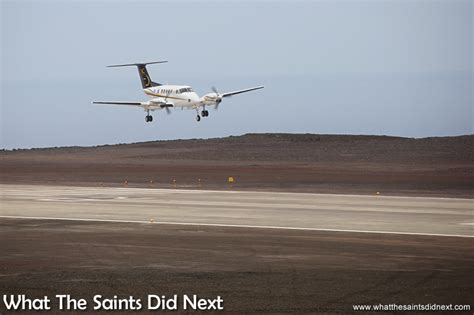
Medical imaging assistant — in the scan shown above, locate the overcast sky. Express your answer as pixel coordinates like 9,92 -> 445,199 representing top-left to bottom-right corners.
1,0 -> 472,149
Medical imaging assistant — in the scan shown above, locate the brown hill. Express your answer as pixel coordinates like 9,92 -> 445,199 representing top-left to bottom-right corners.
1,133 -> 473,197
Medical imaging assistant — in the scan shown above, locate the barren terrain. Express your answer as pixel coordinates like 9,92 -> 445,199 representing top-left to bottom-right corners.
1,133 -> 473,197
1,134 -> 473,313
1,218 -> 473,314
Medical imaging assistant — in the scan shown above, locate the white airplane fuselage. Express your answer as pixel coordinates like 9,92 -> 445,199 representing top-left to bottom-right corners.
92,60 -> 263,122
142,85 -> 206,110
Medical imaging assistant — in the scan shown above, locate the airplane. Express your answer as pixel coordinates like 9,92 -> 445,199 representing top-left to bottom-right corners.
92,61 -> 264,122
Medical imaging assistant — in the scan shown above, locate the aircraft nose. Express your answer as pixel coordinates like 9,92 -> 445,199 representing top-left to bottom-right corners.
191,92 -> 200,102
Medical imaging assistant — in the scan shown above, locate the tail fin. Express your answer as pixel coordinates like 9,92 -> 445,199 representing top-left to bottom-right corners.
107,61 -> 167,89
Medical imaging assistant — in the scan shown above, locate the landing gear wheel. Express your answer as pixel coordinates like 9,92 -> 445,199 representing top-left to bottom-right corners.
196,115 -> 201,122
145,115 -> 153,122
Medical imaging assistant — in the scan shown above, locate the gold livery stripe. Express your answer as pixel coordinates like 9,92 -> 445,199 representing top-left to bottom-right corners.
144,90 -> 188,101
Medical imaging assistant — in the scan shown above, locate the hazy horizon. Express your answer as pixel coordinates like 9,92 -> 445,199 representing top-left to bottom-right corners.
2,0 -> 472,149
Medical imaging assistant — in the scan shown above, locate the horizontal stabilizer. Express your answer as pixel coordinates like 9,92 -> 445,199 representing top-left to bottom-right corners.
107,61 -> 168,68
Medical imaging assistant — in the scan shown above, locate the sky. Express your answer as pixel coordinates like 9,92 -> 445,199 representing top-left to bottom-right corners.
1,0 -> 472,149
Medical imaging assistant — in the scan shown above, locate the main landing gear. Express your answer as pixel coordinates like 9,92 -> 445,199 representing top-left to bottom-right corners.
145,110 -> 153,122
196,109 -> 209,122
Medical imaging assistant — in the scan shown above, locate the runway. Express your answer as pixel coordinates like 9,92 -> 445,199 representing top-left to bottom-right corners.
0,184 -> 472,237
1,184 -> 473,313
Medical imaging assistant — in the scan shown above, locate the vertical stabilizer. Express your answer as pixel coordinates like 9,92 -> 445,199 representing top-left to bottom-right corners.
107,61 -> 167,88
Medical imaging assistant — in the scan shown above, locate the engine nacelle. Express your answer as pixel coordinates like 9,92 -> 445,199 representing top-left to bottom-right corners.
201,93 -> 222,105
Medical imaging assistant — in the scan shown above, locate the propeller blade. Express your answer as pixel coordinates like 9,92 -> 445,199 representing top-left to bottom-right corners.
165,107 -> 171,115
211,86 -> 221,110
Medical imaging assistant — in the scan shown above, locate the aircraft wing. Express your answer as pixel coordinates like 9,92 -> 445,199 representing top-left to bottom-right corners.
92,101 -> 144,106
92,100 -> 174,111
222,86 -> 264,98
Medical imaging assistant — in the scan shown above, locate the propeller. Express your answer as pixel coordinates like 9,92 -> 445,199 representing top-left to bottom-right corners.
164,90 -> 172,114
211,86 -> 223,110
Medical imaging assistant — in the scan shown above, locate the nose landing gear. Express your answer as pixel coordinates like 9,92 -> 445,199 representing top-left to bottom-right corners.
201,110 -> 209,117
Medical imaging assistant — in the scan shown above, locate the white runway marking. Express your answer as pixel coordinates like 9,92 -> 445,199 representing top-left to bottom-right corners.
0,215 -> 472,239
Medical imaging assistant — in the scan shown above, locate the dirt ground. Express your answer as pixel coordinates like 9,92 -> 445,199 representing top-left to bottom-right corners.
1,219 -> 472,314
1,133 -> 473,197
1,134 -> 473,314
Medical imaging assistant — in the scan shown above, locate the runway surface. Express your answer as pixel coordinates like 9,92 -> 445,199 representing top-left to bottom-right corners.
1,184 -> 473,313
0,184 -> 472,237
